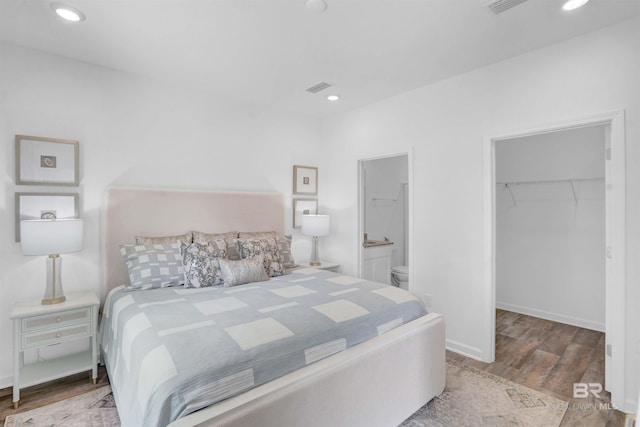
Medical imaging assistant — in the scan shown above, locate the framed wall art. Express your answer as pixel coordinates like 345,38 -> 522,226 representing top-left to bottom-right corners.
15,135 -> 79,186
293,165 -> 318,195
15,192 -> 79,241
293,198 -> 318,228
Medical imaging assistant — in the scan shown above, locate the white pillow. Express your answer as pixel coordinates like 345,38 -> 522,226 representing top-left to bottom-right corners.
219,255 -> 269,287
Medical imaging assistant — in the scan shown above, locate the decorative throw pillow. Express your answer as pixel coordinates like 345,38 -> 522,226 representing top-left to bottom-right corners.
120,243 -> 184,290
237,237 -> 284,277
135,231 -> 193,245
193,231 -> 239,259
181,240 -> 227,288
192,231 -> 238,244
276,234 -> 296,269
238,231 -> 277,239
219,255 -> 269,287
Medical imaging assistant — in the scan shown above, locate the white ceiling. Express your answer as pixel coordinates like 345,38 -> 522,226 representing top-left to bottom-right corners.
1,0 -> 639,118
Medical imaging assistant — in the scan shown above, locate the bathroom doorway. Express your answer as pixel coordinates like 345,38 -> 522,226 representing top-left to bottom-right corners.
358,153 -> 411,288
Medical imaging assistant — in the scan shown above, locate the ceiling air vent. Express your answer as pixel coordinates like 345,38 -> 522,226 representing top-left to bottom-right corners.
486,0 -> 528,14
306,82 -> 332,94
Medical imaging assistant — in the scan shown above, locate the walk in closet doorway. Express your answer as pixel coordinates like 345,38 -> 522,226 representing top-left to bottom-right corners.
495,125 -> 606,332
483,111 -> 627,409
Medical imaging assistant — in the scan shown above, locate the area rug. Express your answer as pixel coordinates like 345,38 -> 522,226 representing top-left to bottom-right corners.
5,359 -> 567,427
4,386 -> 119,427
401,358 -> 568,427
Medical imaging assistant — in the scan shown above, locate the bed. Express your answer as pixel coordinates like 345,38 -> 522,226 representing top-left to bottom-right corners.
100,187 -> 446,427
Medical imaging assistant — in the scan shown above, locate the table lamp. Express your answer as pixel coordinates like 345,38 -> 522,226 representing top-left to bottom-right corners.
301,214 -> 330,266
20,218 -> 84,305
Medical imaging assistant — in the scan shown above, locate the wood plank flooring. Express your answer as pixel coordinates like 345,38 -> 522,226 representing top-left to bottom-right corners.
0,310 -> 628,426
0,366 -> 110,425
448,309 -> 627,427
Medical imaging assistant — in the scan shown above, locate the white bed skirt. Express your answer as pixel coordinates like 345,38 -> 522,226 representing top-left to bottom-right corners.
169,312 -> 446,427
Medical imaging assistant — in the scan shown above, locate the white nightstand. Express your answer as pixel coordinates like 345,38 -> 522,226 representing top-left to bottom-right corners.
297,262 -> 341,273
10,291 -> 100,409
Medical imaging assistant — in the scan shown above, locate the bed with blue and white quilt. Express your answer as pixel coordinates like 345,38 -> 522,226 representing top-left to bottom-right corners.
100,268 -> 428,427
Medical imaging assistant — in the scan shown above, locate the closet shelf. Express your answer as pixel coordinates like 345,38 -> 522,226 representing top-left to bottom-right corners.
496,177 -> 604,206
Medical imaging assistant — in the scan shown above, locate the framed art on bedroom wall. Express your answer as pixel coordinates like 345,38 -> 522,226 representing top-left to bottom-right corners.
15,135 -> 79,186
15,192 -> 79,241
293,198 -> 318,228
293,165 -> 318,195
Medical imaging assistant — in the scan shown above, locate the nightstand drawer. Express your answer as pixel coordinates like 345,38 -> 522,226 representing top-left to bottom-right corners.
22,323 -> 91,349
22,308 -> 91,332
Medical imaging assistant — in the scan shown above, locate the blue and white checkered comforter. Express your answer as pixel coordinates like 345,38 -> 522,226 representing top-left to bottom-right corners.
99,268 -> 427,427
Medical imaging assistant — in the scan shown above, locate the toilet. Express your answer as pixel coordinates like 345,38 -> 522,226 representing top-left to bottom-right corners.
391,265 -> 409,289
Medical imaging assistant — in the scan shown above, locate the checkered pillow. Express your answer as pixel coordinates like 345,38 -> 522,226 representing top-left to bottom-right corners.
120,243 -> 184,290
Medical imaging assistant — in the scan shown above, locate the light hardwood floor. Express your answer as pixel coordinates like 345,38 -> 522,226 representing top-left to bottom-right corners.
0,310 -> 629,426
0,366 -> 110,425
449,309 -> 627,427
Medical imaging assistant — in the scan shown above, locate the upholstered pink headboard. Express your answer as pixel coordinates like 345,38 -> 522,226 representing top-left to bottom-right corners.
104,187 -> 285,293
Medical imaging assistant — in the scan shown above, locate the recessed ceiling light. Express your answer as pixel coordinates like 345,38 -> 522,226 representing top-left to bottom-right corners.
51,3 -> 86,22
562,0 -> 590,11
306,0 -> 328,13
327,95 -> 340,101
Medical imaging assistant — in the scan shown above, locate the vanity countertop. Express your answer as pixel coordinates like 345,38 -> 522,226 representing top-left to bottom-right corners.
363,240 -> 394,248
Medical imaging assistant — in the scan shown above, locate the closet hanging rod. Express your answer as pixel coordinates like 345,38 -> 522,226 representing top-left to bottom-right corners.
496,177 -> 604,186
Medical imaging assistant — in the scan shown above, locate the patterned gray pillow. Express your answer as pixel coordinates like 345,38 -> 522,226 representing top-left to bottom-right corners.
276,234 -> 296,268
238,231 -> 277,239
192,231 -> 238,244
238,237 -> 284,277
193,231 -> 239,260
135,232 -> 193,245
224,238 -> 242,261
219,254 -> 269,287
181,240 -> 228,288
120,243 -> 184,290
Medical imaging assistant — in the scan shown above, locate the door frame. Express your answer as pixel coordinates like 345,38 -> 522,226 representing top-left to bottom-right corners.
482,110 -> 626,408
357,150 -> 414,289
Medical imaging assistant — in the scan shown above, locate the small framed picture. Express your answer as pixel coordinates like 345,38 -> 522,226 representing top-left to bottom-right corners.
15,192 -> 79,241
15,135 -> 79,186
293,198 -> 318,228
293,165 -> 318,195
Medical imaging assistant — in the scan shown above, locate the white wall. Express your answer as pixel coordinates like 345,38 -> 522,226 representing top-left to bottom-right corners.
495,126 -> 605,331
320,17 -> 640,411
363,155 -> 408,267
0,42 -> 321,387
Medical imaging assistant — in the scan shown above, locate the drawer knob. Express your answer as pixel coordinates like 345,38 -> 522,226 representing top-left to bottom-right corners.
56,317 -> 61,322
56,333 -> 61,338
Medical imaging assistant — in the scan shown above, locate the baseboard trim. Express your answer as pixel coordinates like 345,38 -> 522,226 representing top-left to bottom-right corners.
0,375 -> 13,390
624,396 -> 637,416
496,301 -> 605,332
446,339 -> 486,361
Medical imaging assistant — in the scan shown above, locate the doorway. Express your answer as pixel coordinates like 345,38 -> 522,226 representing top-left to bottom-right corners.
495,125 -> 605,332
483,111 -> 626,409
358,153 -> 411,288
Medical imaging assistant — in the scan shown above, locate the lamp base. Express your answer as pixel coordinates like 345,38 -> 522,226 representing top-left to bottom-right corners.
309,236 -> 323,267
42,296 -> 66,305
42,255 -> 65,305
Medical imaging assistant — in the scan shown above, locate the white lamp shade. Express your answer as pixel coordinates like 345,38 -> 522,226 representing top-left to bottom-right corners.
21,219 -> 84,255
301,214 -> 330,237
